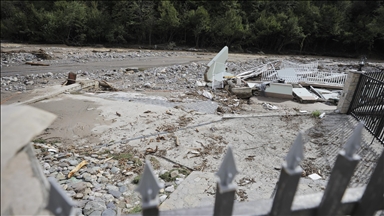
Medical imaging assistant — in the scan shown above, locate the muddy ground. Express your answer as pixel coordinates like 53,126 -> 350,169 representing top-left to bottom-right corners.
1,43 -> 383,215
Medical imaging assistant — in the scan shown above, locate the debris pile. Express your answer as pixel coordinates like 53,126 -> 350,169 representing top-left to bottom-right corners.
197,46 -> 350,105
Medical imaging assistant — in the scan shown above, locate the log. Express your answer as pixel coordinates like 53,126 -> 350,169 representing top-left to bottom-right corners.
25,62 -> 50,66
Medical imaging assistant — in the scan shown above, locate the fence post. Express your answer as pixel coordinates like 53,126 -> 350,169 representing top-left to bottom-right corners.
317,123 -> 363,215
270,133 -> 304,216
337,70 -> 363,114
213,146 -> 238,216
135,161 -> 164,216
352,150 -> 384,215
46,177 -> 74,216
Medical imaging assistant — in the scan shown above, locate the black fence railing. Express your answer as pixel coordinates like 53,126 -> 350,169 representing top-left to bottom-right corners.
348,70 -> 384,145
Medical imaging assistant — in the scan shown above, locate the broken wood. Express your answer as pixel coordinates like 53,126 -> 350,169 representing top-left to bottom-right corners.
145,146 -> 158,154
174,135 -> 180,147
68,160 -> 88,178
99,80 -> 118,91
25,62 -> 50,66
153,154 -> 195,171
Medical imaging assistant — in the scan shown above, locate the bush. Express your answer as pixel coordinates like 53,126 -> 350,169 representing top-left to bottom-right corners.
311,110 -> 321,118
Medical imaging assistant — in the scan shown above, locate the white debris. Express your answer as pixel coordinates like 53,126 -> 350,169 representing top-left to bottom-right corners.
319,113 -> 326,119
308,173 -> 322,180
202,90 -> 213,100
262,103 -> 278,110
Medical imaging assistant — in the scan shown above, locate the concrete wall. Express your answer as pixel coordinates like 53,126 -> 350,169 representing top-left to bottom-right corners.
1,105 -> 57,215
337,70 -> 362,114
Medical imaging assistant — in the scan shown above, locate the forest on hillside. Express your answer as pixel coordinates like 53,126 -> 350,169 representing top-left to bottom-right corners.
1,1 -> 384,57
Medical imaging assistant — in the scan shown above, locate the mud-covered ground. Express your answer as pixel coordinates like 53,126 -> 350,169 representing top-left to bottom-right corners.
1,43 -> 383,215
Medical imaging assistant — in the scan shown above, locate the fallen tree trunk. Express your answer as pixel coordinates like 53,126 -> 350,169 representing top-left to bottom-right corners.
25,62 -> 50,66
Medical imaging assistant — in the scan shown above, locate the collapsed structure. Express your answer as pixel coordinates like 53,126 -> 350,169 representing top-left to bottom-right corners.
203,46 -> 345,104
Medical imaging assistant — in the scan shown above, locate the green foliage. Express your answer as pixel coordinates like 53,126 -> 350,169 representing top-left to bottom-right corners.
132,175 -> 141,184
129,205 -> 142,213
32,138 -> 46,143
311,110 -> 321,118
1,0 -> 383,56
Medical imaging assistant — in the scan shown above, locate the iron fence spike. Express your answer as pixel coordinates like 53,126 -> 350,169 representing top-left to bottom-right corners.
286,132 -> 304,170
344,122 -> 364,158
135,160 -> 164,209
215,146 -> 239,192
46,177 -> 74,216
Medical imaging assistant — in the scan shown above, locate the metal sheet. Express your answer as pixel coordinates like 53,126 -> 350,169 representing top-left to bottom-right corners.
265,83 -> 293,96
292,88 -> 317,101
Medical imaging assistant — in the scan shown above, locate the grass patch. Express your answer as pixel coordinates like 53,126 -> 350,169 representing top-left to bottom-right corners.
129,205 -> 142,213
311,110 -> 321,118
150,157 -> 161,170
32,138 -> 46,143
113,153 -> 133,161
159,168 -> 191,182
132,175 -> 141,184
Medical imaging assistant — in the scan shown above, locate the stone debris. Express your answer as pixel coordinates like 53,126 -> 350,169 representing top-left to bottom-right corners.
30,139 -> 188,215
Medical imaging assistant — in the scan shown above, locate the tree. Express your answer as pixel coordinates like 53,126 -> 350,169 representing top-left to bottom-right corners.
211,1 -> 246,47
158,1 -> 180,42
187,6 -> 210,47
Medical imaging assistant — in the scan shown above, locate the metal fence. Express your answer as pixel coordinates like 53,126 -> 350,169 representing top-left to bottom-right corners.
261,61 -> 347,86
132,123 -> 384,216
348,70 -> 384,145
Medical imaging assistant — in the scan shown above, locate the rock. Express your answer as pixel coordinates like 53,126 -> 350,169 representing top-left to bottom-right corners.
175,178 -> 184,185
59,162 -> 69,167
170,170 -> 179,178
98,176 -> 109,183
124,171 -> 134,176
69,159 -> 79,166
89,210 -> 103,216
75,193 -> 84,199
101,209 -> 116,216
72,208 -> 83,216
43,163 -> 51,170
109,189 -> 121,198
74,200 -> 89,208
24,80 -> 34,85
159,194 -> 167,202
119,185 -> 127,193
94,192 -> 103,197
144,83 -> 151,88
110,167 -> 120,174
84,188 -> 92,195
165,185 -> 175,193
106,184 -> 118,191
106,202 -> 116,210
56,172 -> 66,180
71,182 -> 87,193
83,201 -> 107,216
103,194 -> 115,202
83,173 -> 93,182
